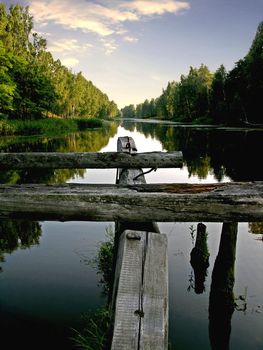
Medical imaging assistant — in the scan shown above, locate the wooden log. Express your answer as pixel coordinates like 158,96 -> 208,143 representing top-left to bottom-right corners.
0,151 -> 183,170
0,182 -> 262,222
111,230 -> 168,350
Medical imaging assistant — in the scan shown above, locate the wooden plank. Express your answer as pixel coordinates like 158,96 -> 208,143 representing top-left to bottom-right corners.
111,230 -> 143,349
0,182 -> 262,222
111,137 -> 166,349
111,230 -> 168,350
140,232 -> 168,349
0,151 -> 183,169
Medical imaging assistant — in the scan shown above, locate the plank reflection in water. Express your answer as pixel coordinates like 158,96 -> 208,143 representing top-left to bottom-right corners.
209,222 -> 238,350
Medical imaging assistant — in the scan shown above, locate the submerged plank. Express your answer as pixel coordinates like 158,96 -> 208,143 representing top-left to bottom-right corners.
0,151 -> 183,169
0,182 -> 262,221
111,230 -> 168,350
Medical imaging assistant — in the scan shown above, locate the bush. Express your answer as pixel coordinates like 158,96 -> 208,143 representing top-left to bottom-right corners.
0,120 -> 16,135
76,118 -> 103,130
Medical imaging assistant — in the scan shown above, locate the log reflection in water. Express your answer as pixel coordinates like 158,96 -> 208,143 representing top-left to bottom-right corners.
209,222 -> 238,350
190,222 -> 210,294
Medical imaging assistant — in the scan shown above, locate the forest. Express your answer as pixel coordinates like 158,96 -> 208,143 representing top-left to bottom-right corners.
121,21 -> 263,126
0,4 -> 119,123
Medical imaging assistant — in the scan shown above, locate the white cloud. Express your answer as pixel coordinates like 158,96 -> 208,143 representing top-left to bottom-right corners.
48,39 -> 79,53
47,38 -> 93,53
123,36 -> 138,43
29,0 -> 190,56
29,0 -> 114,37
29,0 -> 190,37
101,38 -> 118,55
122,1 -> 190,16
60,57 -> 79,68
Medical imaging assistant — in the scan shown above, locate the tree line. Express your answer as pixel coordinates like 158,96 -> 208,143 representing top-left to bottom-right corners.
0,4 -> 119,120
121,21 -> 263,126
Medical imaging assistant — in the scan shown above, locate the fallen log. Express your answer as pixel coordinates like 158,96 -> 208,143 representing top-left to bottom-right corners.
0,151 -> 183,169
0,182 -> 262,222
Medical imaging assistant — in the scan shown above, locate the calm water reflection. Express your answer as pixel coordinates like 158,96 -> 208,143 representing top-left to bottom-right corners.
0,120 -> 262,349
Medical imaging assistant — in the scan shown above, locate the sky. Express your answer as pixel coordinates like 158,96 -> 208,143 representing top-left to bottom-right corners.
3,0 -> 263,108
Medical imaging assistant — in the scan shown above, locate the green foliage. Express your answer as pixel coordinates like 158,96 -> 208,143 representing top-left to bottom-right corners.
0,4 -> 119,123
71,307 -> 112,350
71,226 -> 115,350
87,225 -> 115,296
0,41 -> 16,113
76,117 -> 103,130
0,119 -> 15,135
0,117 -> 106,136
121,21 -> 263,126
121,104 -> 136,118
6,118 -> 78,135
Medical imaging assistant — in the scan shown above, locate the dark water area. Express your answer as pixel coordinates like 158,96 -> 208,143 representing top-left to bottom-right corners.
0,119 -> 262,349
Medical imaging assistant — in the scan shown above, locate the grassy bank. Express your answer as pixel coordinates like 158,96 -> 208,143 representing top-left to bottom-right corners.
0,117 -> 103,136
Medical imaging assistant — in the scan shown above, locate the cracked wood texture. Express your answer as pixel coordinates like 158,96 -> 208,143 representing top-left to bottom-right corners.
111,136 -> 167,349
0,151 -> 183,169
0,182 -> 262,222
111,230 -> 168,350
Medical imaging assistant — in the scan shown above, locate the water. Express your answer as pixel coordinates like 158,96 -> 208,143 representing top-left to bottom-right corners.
0,119 -> 262,349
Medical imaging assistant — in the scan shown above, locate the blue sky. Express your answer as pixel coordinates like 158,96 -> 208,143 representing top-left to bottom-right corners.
3,0 -> 263,108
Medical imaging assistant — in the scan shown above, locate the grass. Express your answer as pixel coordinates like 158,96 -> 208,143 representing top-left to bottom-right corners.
71,307 -> 112,350
0,117 -> 103,136
71,225 -> 115,349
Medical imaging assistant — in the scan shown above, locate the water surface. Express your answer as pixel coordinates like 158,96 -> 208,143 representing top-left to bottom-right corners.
0,120 -> 262,349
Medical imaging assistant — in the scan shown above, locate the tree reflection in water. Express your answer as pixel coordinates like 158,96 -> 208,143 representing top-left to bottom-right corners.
0,122 -> 118,185
0,219 -> 42,272
120,119 -> 263,181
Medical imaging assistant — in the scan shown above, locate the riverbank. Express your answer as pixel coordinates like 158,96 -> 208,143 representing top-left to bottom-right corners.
119,118 -> 263,131
0,117 -> 104,136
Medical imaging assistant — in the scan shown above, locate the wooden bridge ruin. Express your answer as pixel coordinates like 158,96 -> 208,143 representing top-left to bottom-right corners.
0,136 -> 263,349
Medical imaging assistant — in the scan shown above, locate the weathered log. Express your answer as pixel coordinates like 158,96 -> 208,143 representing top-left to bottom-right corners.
0,151 -> 183,169
111,136 -> 165,350
111,230 -> 168,350
0,182 -> 262,221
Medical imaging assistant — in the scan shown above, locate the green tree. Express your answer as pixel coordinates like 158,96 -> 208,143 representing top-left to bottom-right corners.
210,65 -> 228,124
0,42 -> 16,114
0,4 -> 119,121
121,104 -> 136,118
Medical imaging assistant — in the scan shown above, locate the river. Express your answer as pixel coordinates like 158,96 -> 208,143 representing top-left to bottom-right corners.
0,119 -> 262,349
